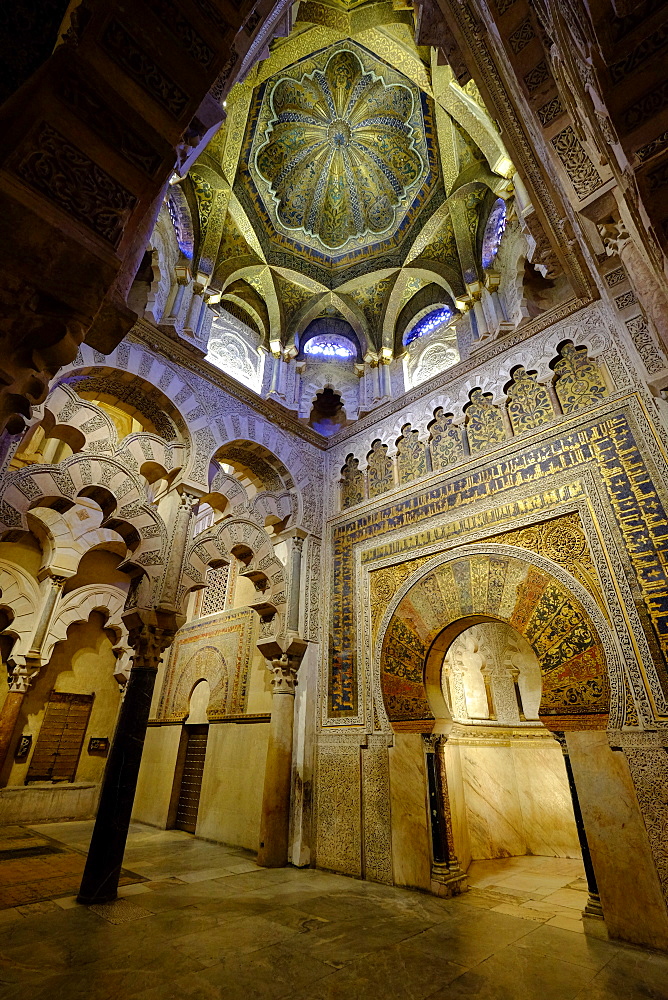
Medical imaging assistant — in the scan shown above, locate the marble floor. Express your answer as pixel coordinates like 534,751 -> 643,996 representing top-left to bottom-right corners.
465,855 -> 589,933
0,822 -> 666,1000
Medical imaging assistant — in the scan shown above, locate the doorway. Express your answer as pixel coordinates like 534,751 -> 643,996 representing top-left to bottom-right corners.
174,724 -> 209,834
173,679 -> 211,834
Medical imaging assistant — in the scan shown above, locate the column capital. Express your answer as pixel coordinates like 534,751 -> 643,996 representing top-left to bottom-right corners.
126,623 -> 174,672
268,653 -> 301,694
7,659 -> 36,694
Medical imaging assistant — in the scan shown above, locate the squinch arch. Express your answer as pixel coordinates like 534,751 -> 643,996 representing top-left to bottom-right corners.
377,546 -> 614,733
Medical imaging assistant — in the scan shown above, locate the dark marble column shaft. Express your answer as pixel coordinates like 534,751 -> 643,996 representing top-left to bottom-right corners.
78,626 -> 169,904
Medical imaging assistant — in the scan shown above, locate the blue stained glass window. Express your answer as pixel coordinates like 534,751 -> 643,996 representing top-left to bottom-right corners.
404,307 -> 454,346
304,335 -> 357,359
482,198 -> 507,269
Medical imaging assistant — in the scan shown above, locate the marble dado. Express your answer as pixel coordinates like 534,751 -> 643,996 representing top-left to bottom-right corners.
453,735 -> 581,864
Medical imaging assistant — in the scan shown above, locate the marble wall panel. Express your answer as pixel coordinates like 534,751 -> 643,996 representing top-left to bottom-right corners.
133,725 -> 183,829
197,722 -> 270,851
454,736 -> 580,861
567,730 -> 668,952
460,744 -> 527,859
388,734 -> 432,890
512,742 -> 581,858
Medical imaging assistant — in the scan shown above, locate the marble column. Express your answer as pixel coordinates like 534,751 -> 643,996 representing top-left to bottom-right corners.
0,660 -> 34,779
427,736 -> 467,896
285,531 -> 306,633
379,359 -> 392,399
0,574 -> 66,778
257,648 -> 304,867
554,732 -> 604,921
472,297 -> 490,339
78,619 -> 173,904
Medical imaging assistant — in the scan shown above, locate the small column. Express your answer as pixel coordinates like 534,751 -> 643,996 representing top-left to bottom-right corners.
379,359 -> 392,399
166,270 -> 190,324
372,362 -> 382,403
78,615 -> 174,904
472,297 -> 489,339
285,530 -> 307,633
424,735 -> 467,896
184,282 -> 205,335
0,660 -> 34,778
257,641 -> 306,868
543,378 -> 563,416
267,352 -> 281,397
554,732 -> 604,921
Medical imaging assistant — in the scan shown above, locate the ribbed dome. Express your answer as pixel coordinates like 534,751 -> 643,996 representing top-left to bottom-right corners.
254,48 -> 428,252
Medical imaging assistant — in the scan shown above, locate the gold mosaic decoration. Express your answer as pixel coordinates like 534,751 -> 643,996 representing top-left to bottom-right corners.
252,45 -> 430,254
554,343 -> 607,413
506,367 -> 555,433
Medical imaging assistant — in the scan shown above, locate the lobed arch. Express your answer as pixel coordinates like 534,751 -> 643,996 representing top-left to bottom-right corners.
41,584 -> 127,666
211,439 -> 299,517
0,453 -> 168,591
26,504 -> 127,581
0,561 -> 41,661
181,517 -> 288,631
44,384 -> 118,455
374,545 -> 621,735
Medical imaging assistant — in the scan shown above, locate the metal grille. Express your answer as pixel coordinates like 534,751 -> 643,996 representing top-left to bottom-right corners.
199,564 -> 229,616
27,692 -> 94,782
175,725 -> 209,833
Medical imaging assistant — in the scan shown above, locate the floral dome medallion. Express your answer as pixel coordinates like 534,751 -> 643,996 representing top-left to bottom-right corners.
252,46 -> 430,255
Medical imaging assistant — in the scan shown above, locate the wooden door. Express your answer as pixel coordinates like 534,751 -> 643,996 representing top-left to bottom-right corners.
27,692 -> 94,782
175,725 -> 209,833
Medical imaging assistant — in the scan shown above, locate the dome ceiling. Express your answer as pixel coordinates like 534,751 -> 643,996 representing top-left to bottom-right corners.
237,39 -> 443,282
253,47 -> 429,254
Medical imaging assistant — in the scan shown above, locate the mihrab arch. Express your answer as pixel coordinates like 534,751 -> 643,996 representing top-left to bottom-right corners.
376,545 -> 618,733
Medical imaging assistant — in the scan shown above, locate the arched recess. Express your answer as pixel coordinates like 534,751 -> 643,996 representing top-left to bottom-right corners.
161,645 -> 229,721
181,517 -> 288,630
375,545 -> 620,734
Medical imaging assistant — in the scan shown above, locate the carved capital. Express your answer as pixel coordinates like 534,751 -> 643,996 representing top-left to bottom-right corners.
598,220 -> 631,258
268,653 -> 301,694
7,659 -> 36,694
126,623 -> 174,672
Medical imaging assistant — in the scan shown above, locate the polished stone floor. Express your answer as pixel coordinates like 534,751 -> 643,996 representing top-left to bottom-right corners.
0,821 -> 666,1000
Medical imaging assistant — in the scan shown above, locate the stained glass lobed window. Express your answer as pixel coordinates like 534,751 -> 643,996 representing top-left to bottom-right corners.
404,306 -> 455,346
482,198 -> 507,269
303,334 -> 357,359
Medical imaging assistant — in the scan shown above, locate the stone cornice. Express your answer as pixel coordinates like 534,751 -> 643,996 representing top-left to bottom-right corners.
131,319 -> 327,449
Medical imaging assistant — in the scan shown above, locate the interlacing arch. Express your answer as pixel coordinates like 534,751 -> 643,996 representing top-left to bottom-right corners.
52,342 -> 319,534
182,517 -> 288,632
0,453 -> 168,592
